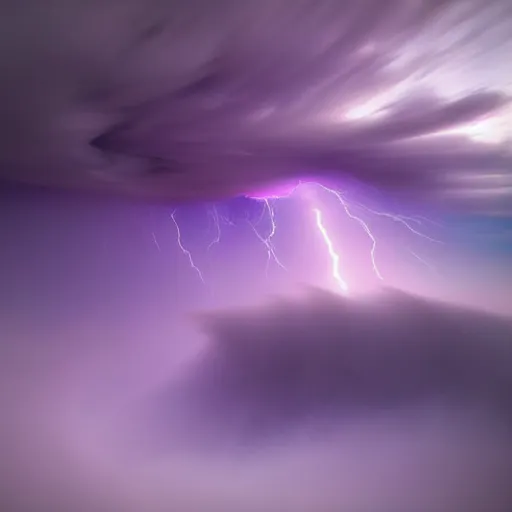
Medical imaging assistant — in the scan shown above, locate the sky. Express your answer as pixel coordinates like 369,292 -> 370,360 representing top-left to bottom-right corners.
0,1 -> 512,511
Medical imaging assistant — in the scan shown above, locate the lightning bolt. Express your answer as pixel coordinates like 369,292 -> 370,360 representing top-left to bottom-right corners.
170,210 -> 205,284
313,207 -> 349,293
249,198 -> 287,274
314,184 -> 383,281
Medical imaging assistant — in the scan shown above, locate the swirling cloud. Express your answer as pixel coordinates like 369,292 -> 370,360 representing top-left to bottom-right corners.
0,0 -> 511,212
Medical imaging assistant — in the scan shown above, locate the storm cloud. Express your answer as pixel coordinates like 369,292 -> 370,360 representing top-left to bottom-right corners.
149,288 -> 512,447
0,0 -> 511,211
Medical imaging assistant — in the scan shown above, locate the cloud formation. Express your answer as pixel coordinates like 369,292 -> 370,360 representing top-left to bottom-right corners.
151,288 -> 512,446
0,0 -> 511,212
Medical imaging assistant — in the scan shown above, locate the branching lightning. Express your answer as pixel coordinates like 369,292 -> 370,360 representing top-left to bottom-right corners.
249,198 -> 287,274
305,183 -> 440,290
353,203 -> 443,244
314,183 -> 383,281
164,181 -> 439,293
170,210 -> 205,284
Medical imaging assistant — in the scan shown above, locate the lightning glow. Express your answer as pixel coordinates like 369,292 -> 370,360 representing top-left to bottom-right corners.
170,210 -> 205,284
313,207 -> 349,293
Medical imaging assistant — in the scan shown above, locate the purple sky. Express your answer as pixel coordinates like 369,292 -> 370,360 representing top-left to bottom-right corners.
1,2 -> 512,511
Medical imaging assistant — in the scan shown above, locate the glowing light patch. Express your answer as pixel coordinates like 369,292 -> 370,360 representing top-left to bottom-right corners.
426,115 -> 508,145
248,181 -> 300,200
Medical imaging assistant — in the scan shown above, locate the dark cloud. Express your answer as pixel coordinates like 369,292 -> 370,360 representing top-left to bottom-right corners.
0,0 -> 511,211
150,289 -> 512,447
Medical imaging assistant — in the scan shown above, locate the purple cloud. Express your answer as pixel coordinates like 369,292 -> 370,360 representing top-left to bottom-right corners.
150,288 -> 512,446
0,0 -> 510,212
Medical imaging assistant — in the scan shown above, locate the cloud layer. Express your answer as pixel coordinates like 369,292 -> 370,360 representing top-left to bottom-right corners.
0,0 -> 511,212
150,288 -> 512,447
